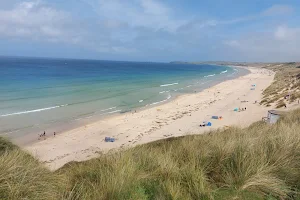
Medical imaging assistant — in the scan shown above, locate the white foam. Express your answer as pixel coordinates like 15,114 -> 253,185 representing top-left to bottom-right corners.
186,85 -> 192,88
0,104 -> 68,117
75,116 -> 93,121
204,74 -> 216,78
100,107 -> 117,112
99,109 -> 122,116
150,94 -> 171,106
139,100 -> 143,103
160,83 -> 178,87
220,70 -> 228,74
107,110 -> 122,114
159,90 -> 170,94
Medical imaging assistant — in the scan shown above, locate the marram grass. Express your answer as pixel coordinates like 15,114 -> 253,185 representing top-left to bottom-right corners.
1,109 -> 300,199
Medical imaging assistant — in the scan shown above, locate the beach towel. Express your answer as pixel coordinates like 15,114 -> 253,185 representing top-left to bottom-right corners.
105,137 -> 115,142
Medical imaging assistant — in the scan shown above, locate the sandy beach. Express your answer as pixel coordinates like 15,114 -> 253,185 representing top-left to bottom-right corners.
25,66 -> 275,170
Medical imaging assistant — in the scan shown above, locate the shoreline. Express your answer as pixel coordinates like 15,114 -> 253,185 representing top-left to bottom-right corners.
25,66 -> 274,170
12,65 -> 247,146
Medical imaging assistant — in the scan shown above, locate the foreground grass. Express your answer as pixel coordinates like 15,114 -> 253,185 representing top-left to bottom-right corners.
1,109 -> 300,199
0,137 -> 67,199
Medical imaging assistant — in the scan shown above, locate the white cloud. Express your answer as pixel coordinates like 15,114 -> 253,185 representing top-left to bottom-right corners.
0,1 -> 298,61
83,0 -> 186,32
263,4 -> 294,16
0,1 -> 72,41
274,25 -> 300,41
223,40 -> 240,47
220,25 -> 300,62
274,26 -> 288,40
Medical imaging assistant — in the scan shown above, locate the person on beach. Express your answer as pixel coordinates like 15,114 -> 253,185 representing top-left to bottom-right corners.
54,132 -> 56,137
43,131 -> 46,137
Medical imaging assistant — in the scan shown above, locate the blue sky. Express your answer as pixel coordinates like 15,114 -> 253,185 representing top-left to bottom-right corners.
0,0 -> 300,62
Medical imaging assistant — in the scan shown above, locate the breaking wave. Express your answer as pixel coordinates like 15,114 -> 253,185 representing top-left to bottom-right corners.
149,94 -> 172,106
160,83 -> 178,87
0,104 -> 68,117
204,74 -> 216,78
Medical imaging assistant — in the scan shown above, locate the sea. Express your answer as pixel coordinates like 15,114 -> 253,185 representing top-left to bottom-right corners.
0,57 -> 249,145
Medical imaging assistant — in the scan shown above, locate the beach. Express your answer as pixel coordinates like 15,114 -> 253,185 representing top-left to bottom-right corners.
25,66 -> 275,170
0,58 -> 241,144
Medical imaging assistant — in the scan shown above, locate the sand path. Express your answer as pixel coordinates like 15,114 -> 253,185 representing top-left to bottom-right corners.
25,66 -> 275,170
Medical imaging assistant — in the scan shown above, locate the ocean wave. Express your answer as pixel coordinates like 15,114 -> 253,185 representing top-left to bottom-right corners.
160,83 -> 178,87
75,116 -> 93,121
100,109 -> 122,115
220,70 -> 228,74
200,81 -> 211,85
0,104 -> 68,117
159,90 -> 170,94
76,108 -> 120,120
186,85 -> 192,88
204,74 -> 216,78
150,94 -> 171,106
139,100 -> 144,103
100,107 -> 117,112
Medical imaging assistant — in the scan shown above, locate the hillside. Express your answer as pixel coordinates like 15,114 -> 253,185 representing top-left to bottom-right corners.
0,107 -> 300,199
261,63 -> 300,108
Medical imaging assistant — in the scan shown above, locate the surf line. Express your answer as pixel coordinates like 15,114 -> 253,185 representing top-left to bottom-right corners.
149,94 -> 172,106
160,83 -> 178,87
204,74 -> 215,78
0,104 -> 68,117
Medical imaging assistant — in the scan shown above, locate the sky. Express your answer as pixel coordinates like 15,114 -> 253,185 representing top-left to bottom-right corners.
0,0 -> 300,62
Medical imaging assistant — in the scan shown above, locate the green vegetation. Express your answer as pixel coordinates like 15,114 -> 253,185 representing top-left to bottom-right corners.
261,63 -> 300,107
0,137 -> 66,200
0,108 -> 300,199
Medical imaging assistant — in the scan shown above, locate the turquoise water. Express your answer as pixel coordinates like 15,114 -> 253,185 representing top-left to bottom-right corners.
0,57 -> 248,144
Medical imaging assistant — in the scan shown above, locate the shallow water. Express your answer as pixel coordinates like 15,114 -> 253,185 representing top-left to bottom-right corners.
0,57 -> 248,144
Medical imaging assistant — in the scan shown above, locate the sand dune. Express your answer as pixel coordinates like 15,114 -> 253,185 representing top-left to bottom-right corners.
26,66 -> 275,170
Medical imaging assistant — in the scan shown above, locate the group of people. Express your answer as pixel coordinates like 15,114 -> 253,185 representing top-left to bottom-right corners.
38,131 -> 56,140
239,107 -> 247,112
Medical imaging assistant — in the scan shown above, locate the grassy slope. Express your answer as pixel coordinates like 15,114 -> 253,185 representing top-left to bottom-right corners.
1,63 -> 300,199
0,138 -> 67,200
1,109 -> 300,200
261,63 -> 300,108
59,109 -> 300,200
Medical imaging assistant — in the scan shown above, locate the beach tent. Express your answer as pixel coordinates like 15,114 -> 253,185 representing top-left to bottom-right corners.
212,116 -> 219,119
252,84 -> 256,87
266,110 -> 285,124
207,122 -> 212,126
234,108 -> 238,111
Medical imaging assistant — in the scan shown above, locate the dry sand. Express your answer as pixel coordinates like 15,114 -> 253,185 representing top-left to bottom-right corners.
25,66 -> 275,170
